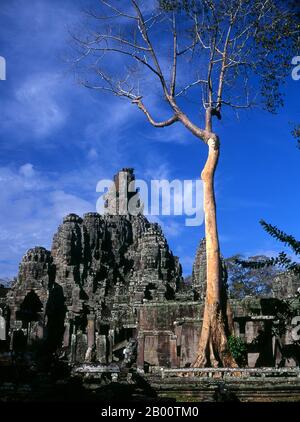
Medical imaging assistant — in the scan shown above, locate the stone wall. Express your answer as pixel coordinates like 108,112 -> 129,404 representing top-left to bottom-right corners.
137,302 -> 202,368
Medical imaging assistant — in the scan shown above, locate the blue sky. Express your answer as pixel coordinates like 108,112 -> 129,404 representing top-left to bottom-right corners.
0,0 -> 299,279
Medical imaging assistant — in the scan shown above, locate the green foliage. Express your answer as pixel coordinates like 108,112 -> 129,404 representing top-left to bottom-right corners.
251,1 -> 300,113
261,220 -> 300,255
76,0 -> 300,123
228,335 -> 247,365
159,0 -> 194,12
161,0 -> 300,113
268,299 -> 294,337
226,254 -> 279,299
236,220 -> 300,276
292,124 -> 300,149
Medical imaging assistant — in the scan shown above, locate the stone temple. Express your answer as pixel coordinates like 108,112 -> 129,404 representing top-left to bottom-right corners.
1,168 -> 300,371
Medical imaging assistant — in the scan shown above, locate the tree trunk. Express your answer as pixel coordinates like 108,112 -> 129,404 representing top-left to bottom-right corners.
193,137 -> 237,368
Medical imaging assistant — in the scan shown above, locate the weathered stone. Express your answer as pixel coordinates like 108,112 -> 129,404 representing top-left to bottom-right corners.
6,247 -> 53,326
0,308 -> 6,341
272,271 -> 300,298
3,168 -> 300,370
6,169 -> 184,365
192,238 -> 206,300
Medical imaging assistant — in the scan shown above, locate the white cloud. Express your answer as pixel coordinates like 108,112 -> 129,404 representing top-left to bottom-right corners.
0,164 -> 94,278
144,162 -> 171,180
87,148 -> 98,161
49,190 -> 91,219
10,73 -> 67,137
19,163 -> 35,178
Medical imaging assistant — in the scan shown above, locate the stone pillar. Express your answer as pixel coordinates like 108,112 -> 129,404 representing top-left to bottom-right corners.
234,321 -> 240,337
70,325 -> 77,363
157,285 -> 166,302
87,314 -> 95,349
84,314 -> 96,362
10,321 -> 22,351
170,335 -> 178,368
137,333 -> 145,369
108,329 -> 114,363
26,321 -> 31,346
63,322 -> 70,348
0,309 -> 6,341
174,324 -> 183,367
96,334 -> 107,364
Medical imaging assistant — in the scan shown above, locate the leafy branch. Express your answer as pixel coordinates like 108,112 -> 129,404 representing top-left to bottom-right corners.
236,220 -> 300,275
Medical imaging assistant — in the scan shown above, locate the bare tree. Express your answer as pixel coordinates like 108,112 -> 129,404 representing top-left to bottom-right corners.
71,0 -> 299,367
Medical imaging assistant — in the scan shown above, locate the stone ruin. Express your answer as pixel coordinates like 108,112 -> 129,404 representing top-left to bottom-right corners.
1,168 -> 300,370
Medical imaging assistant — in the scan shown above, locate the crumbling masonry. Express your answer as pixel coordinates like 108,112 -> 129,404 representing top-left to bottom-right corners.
2,168 -> 300,369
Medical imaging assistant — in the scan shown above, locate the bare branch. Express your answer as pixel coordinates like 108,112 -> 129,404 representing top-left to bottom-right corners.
82,68 -> 138,100
131,98 -> 178,128
176,79 -> 208,98
193,13 -> 210,50
93,34 -> 151,51
220,100 -> 253,109
177,39 -> 198,56
72,0 -> 296,146
216,5 -> 241,111
80,81 -> 116,94
74,35 -> 161,78
98,0 -> 137,20
170,13 -> 177,98
206,29 -> 218,111
176,109 -> 212,143
131,0 -> 169,97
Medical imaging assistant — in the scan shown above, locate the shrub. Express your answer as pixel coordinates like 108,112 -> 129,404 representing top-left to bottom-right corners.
228,335 -> 247,366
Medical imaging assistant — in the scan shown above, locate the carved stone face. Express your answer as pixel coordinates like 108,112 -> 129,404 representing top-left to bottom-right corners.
140,244 -> 159,269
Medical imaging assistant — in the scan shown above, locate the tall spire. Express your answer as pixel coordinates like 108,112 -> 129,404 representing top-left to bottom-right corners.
104,168 -> 143,216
